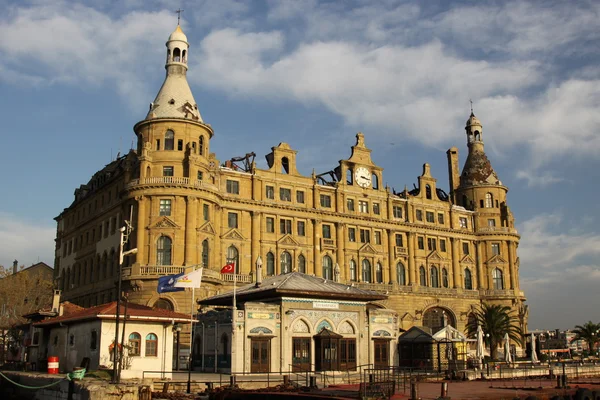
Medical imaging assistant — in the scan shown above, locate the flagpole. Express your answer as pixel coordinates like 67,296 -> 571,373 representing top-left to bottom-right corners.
187,264 -> 195,394
232,261 -> 237,376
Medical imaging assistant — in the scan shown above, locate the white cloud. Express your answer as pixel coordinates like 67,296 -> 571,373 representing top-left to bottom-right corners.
0,212 -> 55,269
515,170 -> 564,188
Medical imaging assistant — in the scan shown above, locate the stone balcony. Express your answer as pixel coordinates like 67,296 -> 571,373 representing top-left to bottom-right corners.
125,177 -> 217,191
347,282 -> 481,298
121,265 -> 252,284
476,226 -> 519,234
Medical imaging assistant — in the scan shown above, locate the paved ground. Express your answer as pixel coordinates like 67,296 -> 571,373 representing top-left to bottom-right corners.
326,379 -> 600,400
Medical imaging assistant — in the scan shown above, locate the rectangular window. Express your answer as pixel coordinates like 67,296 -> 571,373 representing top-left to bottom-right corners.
393,205 -> 403,219
203,204 -> 209,221
228,212 -> 238,229
491,243 -> 500,255
163,166 -> 174,176
488,218 -> 496,227
440,239 -> 447,252
280,218 -> 292,234
462,242 -> 470,255
320,194 -> 331,208
347,198 -> 355,212
348,227 -> 356,242
374,231 -> 381,245
297,221 -> 306,236
226,180 -> 239,194
156,139 -> 160,150
416,209 -> 423,221
360,229 -> 370,243
427,237 -> 437,251
197,171 -> 203,181
159,199 -> 171,216
417,236 -> 424,250
459,217 -> 468,228
296,190 -> 305,204
373,203 -> 381,215
266,217 -> 274,233
177,139 -> 183,151
438,213 -> 445,224
265,185 -> 275,199
359,201 -> 369,213
395,234 -> 403,247
280,187 -> 292,201
322,224 -> 331,239
426,211 -> 435,223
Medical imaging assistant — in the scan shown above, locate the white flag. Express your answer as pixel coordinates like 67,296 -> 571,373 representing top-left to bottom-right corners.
174,268 -> 203,288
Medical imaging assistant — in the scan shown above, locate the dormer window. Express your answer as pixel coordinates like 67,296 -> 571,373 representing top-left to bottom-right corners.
426,184 -> 432,199
165,130 -> 174,150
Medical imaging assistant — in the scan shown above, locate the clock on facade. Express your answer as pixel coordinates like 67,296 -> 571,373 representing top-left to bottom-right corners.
354,167 -> 371,188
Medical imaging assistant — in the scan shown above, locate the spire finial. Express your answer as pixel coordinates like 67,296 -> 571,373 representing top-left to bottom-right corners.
175,8 -> 184,25
469,99 -> 474,115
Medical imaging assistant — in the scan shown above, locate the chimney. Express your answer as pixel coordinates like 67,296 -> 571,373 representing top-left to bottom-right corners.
446,147 -> 460,203
255,256 -> 263,288
12,260 -> 18,274
52,290 -> 62,314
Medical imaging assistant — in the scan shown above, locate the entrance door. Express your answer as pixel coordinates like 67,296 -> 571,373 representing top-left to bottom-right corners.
339,339 -> 357,371
251,339 -> 270,373
292,338 -> 311,372
374,339 -> 389,369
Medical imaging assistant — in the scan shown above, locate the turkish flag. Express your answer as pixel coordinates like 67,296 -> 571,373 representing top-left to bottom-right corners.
221,263 -> 235,274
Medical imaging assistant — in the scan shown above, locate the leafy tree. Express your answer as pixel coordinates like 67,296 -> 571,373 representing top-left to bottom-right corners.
571,321 -> 600,356
465,303 -> 522,360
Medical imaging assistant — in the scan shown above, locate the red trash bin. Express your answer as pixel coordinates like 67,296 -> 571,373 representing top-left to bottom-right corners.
47,356 -> 59,374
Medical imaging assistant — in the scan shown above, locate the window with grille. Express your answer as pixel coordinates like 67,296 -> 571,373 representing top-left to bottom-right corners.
280,188 -> 292,201
159,199 -> 171,216
320,194 -> 331,208
266,217 -> 274,233
226,180 -> 239,194
280,219 -> 292,234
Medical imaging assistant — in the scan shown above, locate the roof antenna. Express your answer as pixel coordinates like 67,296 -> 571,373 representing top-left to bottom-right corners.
175,8 -> 184,25
469,99 -> 474,115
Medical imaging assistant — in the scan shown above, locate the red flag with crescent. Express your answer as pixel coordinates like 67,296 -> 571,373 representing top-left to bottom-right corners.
221,263 -> 235,274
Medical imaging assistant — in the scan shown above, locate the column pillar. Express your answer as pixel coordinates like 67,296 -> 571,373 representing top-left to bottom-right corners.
451,238 -> 460,289
184,197 -> 198,266
251,211 -> 261,278
214,205 -> 222,269
388,229 -> 397,284
336,222 -> 345,280
313,219 -> 321,277
507,241 -> 516,290
408,232 -> 416,285
135,196 -> 146,266
476,241 -> 485,290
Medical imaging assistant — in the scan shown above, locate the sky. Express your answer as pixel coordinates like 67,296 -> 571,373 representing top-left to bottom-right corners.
0,0 -> 599,331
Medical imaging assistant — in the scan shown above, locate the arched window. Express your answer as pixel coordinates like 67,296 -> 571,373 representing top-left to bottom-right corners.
227,246 -> 239,273
322,256 -> 333,280
164,130 -> 175,150
157,236 -> 172,265
376,262 -> 383,283
442,268 -> 449,288
281,251 -> 292,274
298,254 -> 306,273
266,252 -> 275,276
361,259 -> 372,283
145,333 -> 158,356
202,240 -> 209,267
493,268 -> 504,290
347,169 -> 353,185
281,157 -> 290,174
485,192 -> 493,208
397,263 -> 406,285
182,49 -> 187,63
199,136 -> 204,156
464,268 -> 473,290
154,298 -> 174,311
430,266 -> 439,288
129,332 -> 141,356
372,173 -> 379,189
349,260 -> 357,281
462,195 -> 468,208
173,47 -> 181,62
166,48 -> 171,63
419,266 -> 427,286
426,184 -> 432,199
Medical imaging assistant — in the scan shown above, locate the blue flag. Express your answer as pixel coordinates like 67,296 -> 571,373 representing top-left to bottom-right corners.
157,273 -> 186,294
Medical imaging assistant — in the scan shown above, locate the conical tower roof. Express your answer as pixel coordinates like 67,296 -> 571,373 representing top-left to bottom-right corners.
460,112 -> 502,187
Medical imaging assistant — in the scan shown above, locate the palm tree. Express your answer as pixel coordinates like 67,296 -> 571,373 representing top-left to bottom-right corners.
571,321 -> 600,356
466,303 -> 522,360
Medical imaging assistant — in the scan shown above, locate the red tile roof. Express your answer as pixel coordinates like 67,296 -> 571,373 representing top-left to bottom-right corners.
34,301 -> 191,326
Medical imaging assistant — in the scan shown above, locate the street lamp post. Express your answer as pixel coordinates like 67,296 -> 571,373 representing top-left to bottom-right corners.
173,324 -> 182,371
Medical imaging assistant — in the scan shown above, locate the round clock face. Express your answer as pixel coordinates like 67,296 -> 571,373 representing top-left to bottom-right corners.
354,167 -> 371,188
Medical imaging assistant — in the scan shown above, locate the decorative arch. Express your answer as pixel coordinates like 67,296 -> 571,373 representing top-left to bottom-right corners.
493,267 -> 504,289
373,330 -> 391,337
422,305 -> 457,334
281,251 -> 292,274
266,252 -> 275,275
338,320 -> 356,335
153,298 -> 174,311
157,235 -> 172,265
316,319 -> 334,333
164,130 -> 175,150
249,326 -> 273,335
322,255 -> 333,280
426,184 -> 432,199
485,192 -> 493,208
419,265 -> 427,286
297,254 -> 306,273
464,268 -> 473,290
361,259 -> 372,283
291,318 -> 311,334
173,48 -> 181,62
145,293 -> 179,311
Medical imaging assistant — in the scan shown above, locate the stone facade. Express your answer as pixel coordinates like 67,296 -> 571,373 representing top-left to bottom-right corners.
53,25 -> 528,353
